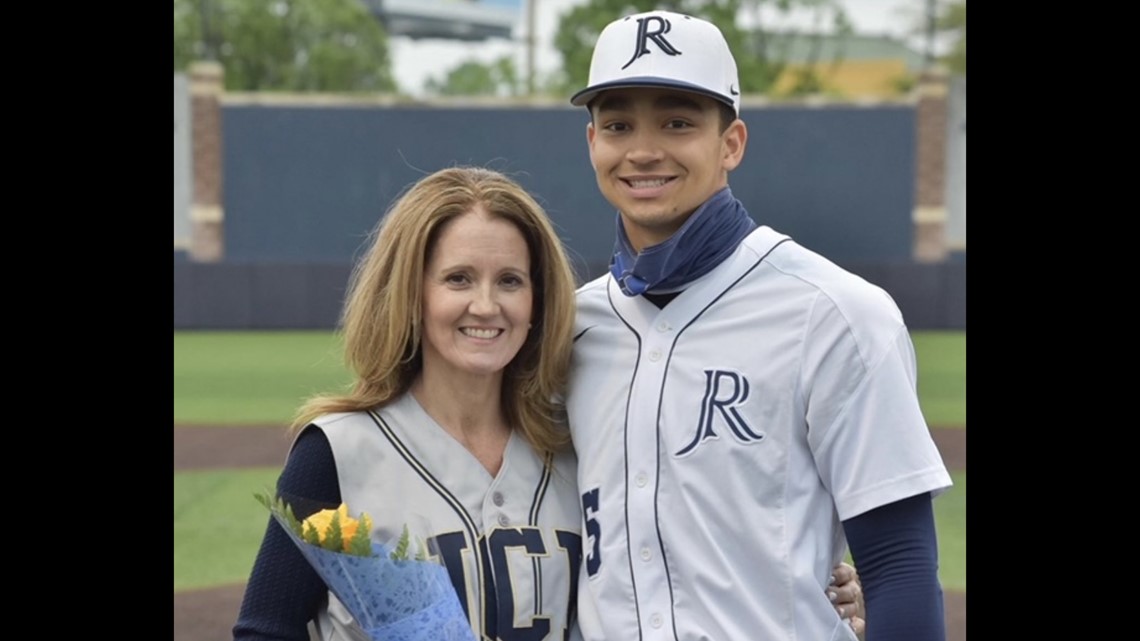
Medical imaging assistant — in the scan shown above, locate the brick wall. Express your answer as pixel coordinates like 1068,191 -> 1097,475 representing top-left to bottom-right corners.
189,61 -> 225,262
912,69 -> 949,262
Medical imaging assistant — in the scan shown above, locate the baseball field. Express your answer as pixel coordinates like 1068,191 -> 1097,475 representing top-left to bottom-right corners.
173,329 -> 966,640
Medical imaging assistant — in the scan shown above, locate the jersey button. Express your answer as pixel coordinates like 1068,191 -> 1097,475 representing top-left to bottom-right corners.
498,514 -> 510,527
648,349 -> 662,362
649,613 -> 663,628
492,491 -> 505,506
639,547 -> 651,561
657,321 -> 671,332
635,472 -> 648,487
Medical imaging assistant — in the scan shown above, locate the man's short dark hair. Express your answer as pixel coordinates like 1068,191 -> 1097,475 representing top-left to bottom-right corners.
717,102 -> 737,134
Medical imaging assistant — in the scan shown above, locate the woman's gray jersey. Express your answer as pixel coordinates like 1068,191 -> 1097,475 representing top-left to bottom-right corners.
307,393 -> 583,641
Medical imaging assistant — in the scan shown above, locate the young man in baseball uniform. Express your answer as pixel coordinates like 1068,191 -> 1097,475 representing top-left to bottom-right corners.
565,10 -> 953,641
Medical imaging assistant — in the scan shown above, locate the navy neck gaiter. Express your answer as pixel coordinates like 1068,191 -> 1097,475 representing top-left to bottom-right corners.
609,187 -> 757,297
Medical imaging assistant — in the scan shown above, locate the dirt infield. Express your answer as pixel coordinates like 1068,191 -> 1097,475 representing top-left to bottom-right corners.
173,424 -> 967,472
174,425 -> 966,641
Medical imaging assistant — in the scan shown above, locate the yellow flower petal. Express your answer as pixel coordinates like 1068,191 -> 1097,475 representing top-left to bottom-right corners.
301,503 -> 372,551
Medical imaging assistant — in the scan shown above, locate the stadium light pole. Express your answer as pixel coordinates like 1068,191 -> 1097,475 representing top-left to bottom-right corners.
923,0 -> 937,70
526,0 -> 537,96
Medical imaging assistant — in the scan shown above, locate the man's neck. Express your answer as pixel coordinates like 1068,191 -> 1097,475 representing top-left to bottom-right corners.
643,290 -> 682,309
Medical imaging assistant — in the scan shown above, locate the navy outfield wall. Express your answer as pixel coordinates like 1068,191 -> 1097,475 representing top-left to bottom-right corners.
172,259 -> 964,329
175,102 -> 965,329
219,103 -> 916,266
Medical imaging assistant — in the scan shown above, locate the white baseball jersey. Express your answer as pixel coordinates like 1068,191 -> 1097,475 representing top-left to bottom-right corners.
567,226 -> 952,641
309,393 -> 583,641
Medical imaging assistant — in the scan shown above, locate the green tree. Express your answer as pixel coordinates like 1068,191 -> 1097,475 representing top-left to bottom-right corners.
937,0 -> 965,74
901,0 -> 965,75
550,0 -> 849,98
425,56 -> 521,97
173,0 -> 396,92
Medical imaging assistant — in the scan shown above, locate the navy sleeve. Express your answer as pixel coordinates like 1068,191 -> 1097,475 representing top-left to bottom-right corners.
232,426 -> 342,641
842,492 -> 945,641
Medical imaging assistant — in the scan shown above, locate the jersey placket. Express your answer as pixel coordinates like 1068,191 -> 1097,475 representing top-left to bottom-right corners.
625,313 -> 676,639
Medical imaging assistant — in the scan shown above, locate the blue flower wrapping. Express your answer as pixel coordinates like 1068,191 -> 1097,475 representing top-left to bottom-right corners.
270,512 -> 477,641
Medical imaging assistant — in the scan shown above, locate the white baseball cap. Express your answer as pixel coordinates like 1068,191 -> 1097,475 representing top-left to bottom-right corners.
570,11 -> 741,114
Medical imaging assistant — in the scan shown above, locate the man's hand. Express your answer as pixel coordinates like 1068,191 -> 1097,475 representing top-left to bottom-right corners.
829,562 -> 866,640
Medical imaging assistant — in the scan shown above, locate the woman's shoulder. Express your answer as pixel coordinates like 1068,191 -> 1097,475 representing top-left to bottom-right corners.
309,410 -> 371,429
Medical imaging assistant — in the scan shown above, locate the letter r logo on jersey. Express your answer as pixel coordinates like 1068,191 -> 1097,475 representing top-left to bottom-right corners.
675,369 -> 765,457
622,16 -> 682,70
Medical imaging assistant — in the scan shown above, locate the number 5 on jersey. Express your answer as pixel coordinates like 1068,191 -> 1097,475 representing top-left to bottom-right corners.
582,488 -> 601,577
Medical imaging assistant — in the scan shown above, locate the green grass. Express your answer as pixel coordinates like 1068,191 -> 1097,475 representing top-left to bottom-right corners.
174,331 -> 352,425
174,467 -> 282,590
176,466 -> 967,593
934,471 -> 967,591
174,330 -> 966,427
912,331 -> 967,427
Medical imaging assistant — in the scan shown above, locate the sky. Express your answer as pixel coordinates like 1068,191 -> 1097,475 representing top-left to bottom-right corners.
387,0 -> 938,96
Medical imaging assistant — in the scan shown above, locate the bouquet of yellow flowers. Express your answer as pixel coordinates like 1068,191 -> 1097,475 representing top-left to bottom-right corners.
255,491 -> 476,641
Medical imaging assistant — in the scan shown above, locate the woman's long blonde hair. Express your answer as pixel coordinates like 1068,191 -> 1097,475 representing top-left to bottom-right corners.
291,167 -> 578,456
